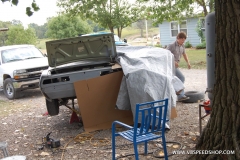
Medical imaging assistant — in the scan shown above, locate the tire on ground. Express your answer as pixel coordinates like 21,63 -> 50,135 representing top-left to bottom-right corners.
182,91 -> 205,103
46,99 -> 59,116
3,78 -> 17,100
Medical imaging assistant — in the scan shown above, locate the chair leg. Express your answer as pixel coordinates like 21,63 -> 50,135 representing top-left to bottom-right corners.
0,142 -> 9,157
133,143 -> 139,160
162,135 -> 168,160
3,148 -> 9,157
112,130 -> 116,160
144,141 -> 148,155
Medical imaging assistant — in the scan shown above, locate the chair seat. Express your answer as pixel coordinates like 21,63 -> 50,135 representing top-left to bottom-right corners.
119,128 -> 161,143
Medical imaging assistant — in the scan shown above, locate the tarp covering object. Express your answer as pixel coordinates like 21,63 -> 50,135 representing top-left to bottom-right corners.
115,46 -> 178,123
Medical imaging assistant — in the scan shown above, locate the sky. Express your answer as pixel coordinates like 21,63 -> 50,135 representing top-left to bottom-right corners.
0,0 -> 59,27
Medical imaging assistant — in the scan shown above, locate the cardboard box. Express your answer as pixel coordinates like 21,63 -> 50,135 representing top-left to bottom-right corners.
171,107 -> 177,119
74,70 -> 177,132
74,71 -> 133,132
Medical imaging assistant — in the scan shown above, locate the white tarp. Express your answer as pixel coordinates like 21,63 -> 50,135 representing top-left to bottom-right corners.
115,46 -> 178,123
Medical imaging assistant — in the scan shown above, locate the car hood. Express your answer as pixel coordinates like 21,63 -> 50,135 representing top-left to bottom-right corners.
46,33 -> 117,67
2,57 -> 48,70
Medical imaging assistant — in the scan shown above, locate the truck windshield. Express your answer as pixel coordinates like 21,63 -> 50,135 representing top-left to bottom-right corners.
1,46 -> 44,63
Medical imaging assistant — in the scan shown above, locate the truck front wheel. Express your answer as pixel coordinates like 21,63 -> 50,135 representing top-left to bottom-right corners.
46,99 -> 59,116
3,78 -> 16,100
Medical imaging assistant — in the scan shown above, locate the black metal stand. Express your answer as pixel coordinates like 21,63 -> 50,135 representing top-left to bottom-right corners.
199,104 -> 210,135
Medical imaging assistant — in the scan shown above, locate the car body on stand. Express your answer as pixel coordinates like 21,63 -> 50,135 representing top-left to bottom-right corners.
39,33 -> 121,115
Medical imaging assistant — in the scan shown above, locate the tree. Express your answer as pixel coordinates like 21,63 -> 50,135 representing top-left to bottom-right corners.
11,19 -> 23,25
195,0 -> 214,16
0,21 -> 11,46
137,0 -> 214,24
133,19 -> 145,37
87,20 -> 106,33
132,19 -> 153,38
195,18 -> 205,46
29,23 -> 47,39
189,0 -> 240,159
1,0 -> 39,16
57,0 -> 143,38
46,14 -> 92,39
5,25 -> 37,45
112,0 -> 141,37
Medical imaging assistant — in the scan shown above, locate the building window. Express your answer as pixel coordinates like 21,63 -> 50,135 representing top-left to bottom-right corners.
170,21 -> 187,37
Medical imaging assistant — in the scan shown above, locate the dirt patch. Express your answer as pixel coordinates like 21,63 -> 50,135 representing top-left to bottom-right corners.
0,69 -> 209,160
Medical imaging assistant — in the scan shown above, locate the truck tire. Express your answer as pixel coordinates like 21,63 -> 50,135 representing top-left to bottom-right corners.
182,91 -> 205,103
3,78 -> 16,100
46,99 -> 59,116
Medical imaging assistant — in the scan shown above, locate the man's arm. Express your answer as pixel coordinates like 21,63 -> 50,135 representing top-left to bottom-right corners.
183,53 -> 191,69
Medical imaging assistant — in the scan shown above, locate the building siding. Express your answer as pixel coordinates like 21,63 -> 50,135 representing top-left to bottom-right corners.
159,18 -> 202,47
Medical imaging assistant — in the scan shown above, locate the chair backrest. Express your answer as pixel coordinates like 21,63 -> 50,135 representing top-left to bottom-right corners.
133,98 -> 168,137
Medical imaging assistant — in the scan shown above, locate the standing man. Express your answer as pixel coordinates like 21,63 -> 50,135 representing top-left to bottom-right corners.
167,31 -> 191,101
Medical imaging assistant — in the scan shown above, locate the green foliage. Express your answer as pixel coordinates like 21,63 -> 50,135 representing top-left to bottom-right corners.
0,21 -> 12,46
179,49 -> 206,69
196,41 -> 206,49
28,23 -> 47,39
5,25 -> 37,45
36,39 -> 50,50
137,0 -> 214,25
57,0 -> 143,38
196,19 -> 205,42
136,0 -> 195,25
154,44 -> 162,48
46,14 -> 92,39
11,19 -> 22,25
185,41 -> 192,48
1,0 -> 40,16
87,20 -> 106,32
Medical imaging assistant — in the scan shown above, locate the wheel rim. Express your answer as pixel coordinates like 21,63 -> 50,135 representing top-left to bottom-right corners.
6,83 -> 14,96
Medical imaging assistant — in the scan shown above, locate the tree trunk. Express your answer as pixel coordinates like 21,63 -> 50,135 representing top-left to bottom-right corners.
117,27 -> 123,38
196,0 -> 208,16
189,0 -> 240,159
109,26 -> 114,34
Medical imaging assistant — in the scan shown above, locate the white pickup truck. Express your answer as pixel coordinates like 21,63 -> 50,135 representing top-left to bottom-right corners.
0,45 -> 48,99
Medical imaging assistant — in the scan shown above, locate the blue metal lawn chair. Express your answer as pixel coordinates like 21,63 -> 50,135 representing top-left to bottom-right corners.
112,98 -> 169,160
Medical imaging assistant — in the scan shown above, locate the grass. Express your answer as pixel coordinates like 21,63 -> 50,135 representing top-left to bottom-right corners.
36,39 -> 51,50
36,38 -> 54,54
36,38 -> 53,54
119,27 -> 159,39
179,48 -> 206,69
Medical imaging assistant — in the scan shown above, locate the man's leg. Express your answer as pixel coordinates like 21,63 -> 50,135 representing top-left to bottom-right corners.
177,90 -> 190,101
175,68 -> 185,83
175,68 -> 189,101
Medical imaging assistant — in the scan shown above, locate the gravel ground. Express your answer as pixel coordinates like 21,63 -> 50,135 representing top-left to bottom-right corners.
0,68 -> 209,160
